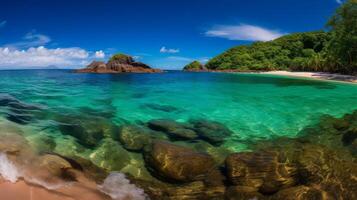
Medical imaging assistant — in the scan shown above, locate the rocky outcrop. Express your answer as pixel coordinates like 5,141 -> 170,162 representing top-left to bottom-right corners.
144,141 -> 216,182
191,119 -> 233,145
75,54 -> 162,73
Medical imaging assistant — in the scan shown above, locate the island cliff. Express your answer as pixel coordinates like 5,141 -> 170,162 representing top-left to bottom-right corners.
76,53 -> 162,73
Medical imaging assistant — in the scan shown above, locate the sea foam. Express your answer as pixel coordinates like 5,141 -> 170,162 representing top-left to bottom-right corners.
0,152 -> 20,183
98,172 -> 147,200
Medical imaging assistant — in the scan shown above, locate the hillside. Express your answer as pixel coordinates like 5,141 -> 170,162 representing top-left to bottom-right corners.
205,0 -> 356,74
206,31 -> 331,72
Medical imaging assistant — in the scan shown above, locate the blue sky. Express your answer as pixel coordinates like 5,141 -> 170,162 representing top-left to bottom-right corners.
0,0 -> 344,69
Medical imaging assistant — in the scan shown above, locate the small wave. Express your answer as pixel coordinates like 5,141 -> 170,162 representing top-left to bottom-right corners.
98,172 -> 147,200
0,152 -> 69,190
0,152 -> 20,183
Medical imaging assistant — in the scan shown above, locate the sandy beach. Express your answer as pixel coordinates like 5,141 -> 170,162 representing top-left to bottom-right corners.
260,71 -> 357,83
0,179 -> 109,200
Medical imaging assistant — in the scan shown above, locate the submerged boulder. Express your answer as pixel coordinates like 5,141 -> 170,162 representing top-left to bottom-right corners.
191,119 -> 233,145
0,94 -> 42,125
118,125 -> 168,151
250,136 -> 357,199
173,140 -> 232,165
225,186 -> 265,200
56,115 -> 115,148
118,125 -> 153,151
225,150 -> 298,194
144,141 -> 216,182
271,186 -> 327,200
341,127 -> 357,146
89,138 -> 131,171
148,119 -> 198,140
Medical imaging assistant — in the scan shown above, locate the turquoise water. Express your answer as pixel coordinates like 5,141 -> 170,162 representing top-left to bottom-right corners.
0,70 -> 357,152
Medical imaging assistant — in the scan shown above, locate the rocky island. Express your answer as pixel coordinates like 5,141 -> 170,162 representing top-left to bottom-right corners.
183,61 -> 208,72
76,53 -> 162,73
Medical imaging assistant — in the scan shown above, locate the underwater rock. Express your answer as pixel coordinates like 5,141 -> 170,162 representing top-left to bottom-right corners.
148,119 -> 198,140
271,185 -> 328,200
118,151 -> 155,181
0,94 -> 41,110
0,94 -> 42,125
173,140 -> 232,165
251,136 -> 357,199
165,181 -> 206,199
56,115 -> 116,148
26,133 -> 56,153
144,141 -> 216,182
143,103 -> 180,113
118,125 -> 153,151
60,155 -> 108,183
225,150 -> 298,194
0,122 -> 32,155
118,125 -> 168,151
5,112 -> 33,125
332,118 -> 351,131
58,121 -> 104,148
132,178 -> 225,200
292,143 -> 357,199
225,186 -> 265,200
341,127 -> 357,146
190,119 -> 233,145
89,138 -> 131,171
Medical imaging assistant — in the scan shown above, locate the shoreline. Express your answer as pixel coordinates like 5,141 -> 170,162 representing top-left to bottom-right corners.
184,69 -> 357,84
255,71 -> 357,84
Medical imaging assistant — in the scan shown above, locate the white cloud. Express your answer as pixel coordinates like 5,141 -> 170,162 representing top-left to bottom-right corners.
94,50 -> 105,58
0,46 -> 89,68
205,24 -> 285,41
160,46 -> 180,53
336,0 -> 342,4
5,31 -> 51,49
0,20 -> 6,28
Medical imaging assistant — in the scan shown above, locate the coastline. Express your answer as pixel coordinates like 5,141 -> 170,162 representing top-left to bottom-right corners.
184,69 -> 357,84
257,71 -> 357,84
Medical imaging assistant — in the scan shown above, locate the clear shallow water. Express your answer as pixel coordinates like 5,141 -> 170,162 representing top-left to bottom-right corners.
0,70 -> 357,152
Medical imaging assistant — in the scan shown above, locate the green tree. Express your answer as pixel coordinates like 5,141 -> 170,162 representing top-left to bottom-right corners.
183,61 -> 205,71
326,0 -> 357,74
109,53 -> 134,63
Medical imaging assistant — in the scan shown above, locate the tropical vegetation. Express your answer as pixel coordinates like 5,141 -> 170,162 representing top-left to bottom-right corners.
205,0 -> 357,75
183,61 -> 205,71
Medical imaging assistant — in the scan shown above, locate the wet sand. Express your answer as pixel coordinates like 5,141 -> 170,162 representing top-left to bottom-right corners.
261,70 -> 357,83
0,178 -> 109,200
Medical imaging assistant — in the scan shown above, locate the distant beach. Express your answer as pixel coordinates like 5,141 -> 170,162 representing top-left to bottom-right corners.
259,71 -> 357,84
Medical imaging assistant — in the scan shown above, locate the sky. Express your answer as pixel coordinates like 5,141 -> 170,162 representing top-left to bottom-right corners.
0,0 -> 344,69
